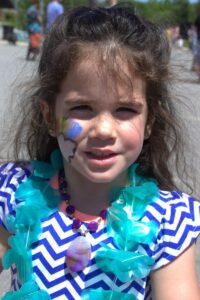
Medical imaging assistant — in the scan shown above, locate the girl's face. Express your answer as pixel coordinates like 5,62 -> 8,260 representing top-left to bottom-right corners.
55,57 -> 148,184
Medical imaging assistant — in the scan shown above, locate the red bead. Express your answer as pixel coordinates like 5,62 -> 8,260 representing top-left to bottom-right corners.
87,221 -> 98,232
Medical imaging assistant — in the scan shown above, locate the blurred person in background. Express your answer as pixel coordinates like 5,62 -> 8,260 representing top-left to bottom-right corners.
26,0 -> 42,61
46,0 -> 64,31
188,24 -> 198,71
105,0 -> 118,7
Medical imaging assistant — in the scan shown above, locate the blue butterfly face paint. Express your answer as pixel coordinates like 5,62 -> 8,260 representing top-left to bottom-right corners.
57,117 -> 83,163
63,121 -> 83,140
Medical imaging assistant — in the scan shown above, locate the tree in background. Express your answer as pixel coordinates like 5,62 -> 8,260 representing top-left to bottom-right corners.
173,0 -> 190,38
12,0 -> 200,32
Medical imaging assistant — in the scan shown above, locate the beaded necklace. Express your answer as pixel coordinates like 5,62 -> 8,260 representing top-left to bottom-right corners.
59,169 -> 107,233
2,150 -> 159,300
58,169 -> 107,272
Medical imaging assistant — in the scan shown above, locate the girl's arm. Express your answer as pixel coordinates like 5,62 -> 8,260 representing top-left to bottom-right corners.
0,226 -> 9,273
151,243 -> 200,300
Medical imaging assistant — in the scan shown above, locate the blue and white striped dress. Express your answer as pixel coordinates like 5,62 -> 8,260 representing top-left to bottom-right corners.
0,162 -> 200,300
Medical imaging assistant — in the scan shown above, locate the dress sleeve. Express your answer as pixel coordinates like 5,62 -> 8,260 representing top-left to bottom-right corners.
144,191 -> 200,270
0,162 -> 31,230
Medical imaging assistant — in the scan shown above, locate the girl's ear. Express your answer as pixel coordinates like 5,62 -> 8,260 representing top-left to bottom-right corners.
40,100 -> 56,137
144,116 -> 155,140
40,100 -> 51,122
144,124 -> 152,140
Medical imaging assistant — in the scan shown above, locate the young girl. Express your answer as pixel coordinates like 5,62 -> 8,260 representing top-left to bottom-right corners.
0,6 -> 200,300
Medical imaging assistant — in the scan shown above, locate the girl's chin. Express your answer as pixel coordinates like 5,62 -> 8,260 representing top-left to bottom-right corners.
79,168 -> 127,185
66,160 -> 128,185
85,176 -> 116,184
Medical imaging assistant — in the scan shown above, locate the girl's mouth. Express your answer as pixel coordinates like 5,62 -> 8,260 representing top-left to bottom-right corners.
84,151 -> 119,168
85,151 -> 117,160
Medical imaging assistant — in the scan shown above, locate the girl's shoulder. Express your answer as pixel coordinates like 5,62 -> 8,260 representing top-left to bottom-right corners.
0,161 -> 31,174
0,161 -> 32,228
143,189 -> 200,270
0,161 -> 32,188
145,189 -> 200,223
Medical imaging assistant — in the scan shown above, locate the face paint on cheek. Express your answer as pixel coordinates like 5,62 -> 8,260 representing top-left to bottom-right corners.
57,136 -> 77,163
57,117 -> 83,163
57,117 -> 83,141
63,121 -> 83,141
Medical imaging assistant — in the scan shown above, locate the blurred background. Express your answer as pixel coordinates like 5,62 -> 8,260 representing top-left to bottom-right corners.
1,0 -> 200,44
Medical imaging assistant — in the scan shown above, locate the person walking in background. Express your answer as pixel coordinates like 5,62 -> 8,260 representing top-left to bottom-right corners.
188,24 -> 198,71
105,0 -> 118,7
26,0 -> 42,61
46,0 -> 64,31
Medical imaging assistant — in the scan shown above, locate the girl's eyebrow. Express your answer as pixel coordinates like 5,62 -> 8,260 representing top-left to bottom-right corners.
64,98 -> 95,105
64,98 -> 145,108
117,98 -> 145,108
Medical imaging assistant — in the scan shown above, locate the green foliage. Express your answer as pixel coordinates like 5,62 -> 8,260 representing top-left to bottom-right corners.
62,0 -> 89,10
0,9 -> 17,27
12,0 -> 200,31
120,0 -> 200,27
4,10 -> 15,21
132,1 -> 177,26
13,0 -> 32,29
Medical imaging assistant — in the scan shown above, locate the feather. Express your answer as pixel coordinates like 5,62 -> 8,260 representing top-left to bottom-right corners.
96,164 -> 159,286
1,280 -> 50,300
81,288 -> 135,299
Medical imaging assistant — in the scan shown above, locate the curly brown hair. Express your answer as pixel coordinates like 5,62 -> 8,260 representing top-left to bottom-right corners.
11,5 -> 188,191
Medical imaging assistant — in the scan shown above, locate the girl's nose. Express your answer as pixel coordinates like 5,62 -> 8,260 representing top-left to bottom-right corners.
89,113 -> 116,141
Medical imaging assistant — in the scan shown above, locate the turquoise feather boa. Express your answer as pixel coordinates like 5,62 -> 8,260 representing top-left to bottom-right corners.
1,150 -> 159,300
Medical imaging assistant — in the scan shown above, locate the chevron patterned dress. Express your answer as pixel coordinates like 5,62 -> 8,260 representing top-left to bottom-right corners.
0,162 -> 200,300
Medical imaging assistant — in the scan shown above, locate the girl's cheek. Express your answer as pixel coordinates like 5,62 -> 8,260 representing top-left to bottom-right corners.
119,120 -> 146,140
56,117 -> 84,163
56,117 -> 83,141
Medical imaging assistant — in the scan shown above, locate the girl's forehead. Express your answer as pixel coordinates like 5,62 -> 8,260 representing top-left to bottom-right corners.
67,49 -> 145,90
57,56 -> 146,109
68,43 -> 137,77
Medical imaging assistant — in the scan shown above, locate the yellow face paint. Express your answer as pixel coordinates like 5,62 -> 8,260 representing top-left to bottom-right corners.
57,117 -> 82,141
57,117 -> 69,135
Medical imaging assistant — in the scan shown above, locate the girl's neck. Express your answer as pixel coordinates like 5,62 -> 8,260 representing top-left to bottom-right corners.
64,165 -> 128,215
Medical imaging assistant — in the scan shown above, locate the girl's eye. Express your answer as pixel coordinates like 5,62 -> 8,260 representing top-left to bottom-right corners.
70,105 -> 92,111
118,107 -> 134,111
116,107 -> 137,114
68,105 -> 93,119
115,107 -> 138,120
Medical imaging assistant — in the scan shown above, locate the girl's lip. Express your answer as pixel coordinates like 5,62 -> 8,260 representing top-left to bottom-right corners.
84,151 -> 118,167
85,151 -> 117,159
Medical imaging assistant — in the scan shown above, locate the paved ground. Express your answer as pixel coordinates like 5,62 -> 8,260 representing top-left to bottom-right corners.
0,41 -> 200,296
